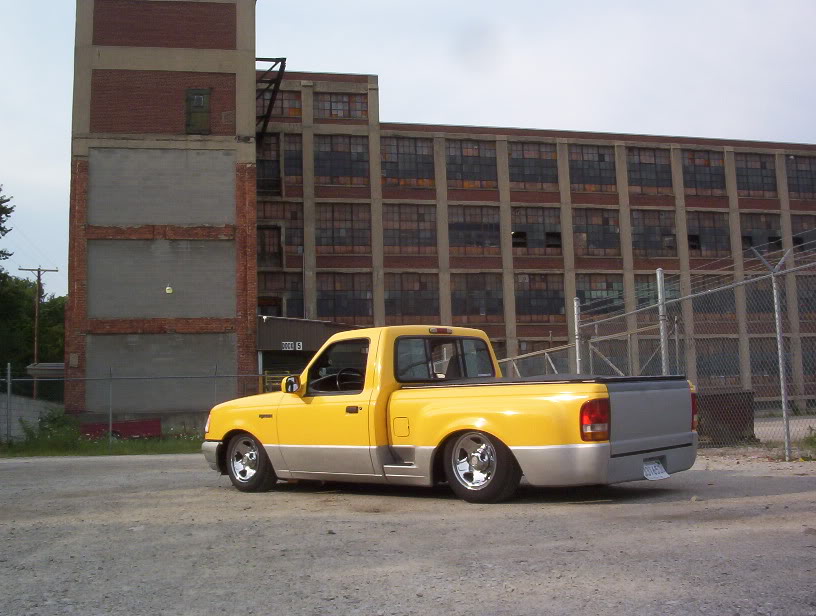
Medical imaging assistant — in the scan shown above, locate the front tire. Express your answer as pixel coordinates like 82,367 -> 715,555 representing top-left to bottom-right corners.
443,431 -> 521,503
226,432 -> 277,492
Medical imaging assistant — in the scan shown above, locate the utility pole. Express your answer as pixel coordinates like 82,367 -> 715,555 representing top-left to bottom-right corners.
18,267 -> 58,399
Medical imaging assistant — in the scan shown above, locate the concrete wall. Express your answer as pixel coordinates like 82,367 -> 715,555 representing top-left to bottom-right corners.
2,395 -> 64,442
87,239 -> 236,318
88,148 -> 236,225
85,333 -> 238,413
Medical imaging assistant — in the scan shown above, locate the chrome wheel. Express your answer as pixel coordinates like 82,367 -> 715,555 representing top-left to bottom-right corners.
450,432 -> 497,490
230,437 -> 259,483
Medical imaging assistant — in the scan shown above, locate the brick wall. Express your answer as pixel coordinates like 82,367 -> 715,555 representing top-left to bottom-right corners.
65,159 -> 88,413
93,0 -> 236,50
90,70 -> 236,135
235,163 -> 258,391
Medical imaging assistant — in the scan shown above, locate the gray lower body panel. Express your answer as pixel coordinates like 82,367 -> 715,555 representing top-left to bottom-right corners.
202,441 -> 222,472
512,435 -> 697,487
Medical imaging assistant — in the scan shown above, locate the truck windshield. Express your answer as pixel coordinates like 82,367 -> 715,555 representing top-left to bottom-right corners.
395,337 -> 495,382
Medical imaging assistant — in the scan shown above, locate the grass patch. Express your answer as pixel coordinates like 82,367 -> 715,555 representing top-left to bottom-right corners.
0,408 -> 203,457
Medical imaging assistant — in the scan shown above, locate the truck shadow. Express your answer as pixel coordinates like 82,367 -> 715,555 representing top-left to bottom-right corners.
271,469 -> 816,506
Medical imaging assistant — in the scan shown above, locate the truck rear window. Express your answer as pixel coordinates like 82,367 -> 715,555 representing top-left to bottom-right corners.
395,337 -> 495,382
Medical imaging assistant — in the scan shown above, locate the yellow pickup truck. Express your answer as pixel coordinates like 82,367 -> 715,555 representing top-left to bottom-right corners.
203,325 -> 697,503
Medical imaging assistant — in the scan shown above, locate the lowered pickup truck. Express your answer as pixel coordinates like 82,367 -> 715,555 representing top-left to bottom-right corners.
203,325 -> 697,503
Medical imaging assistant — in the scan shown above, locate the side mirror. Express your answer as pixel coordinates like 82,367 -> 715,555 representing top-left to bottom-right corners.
282,375 -> 301,394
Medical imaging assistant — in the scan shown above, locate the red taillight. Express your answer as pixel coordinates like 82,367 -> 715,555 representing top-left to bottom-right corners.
691,392 -> 698,431
580,398 -> 610,442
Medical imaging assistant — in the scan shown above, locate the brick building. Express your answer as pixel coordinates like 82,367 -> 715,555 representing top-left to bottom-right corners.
67,0 -> 816,416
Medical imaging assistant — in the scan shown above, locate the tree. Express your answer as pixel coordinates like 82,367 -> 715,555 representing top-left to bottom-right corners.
0,274 -> 65,371
0,185 -> 14,262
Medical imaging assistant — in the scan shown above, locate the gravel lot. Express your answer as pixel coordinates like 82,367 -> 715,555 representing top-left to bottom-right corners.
1,452 -> 815,616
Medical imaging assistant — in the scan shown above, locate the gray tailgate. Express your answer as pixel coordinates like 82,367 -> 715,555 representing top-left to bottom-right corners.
607,379 -> 693,456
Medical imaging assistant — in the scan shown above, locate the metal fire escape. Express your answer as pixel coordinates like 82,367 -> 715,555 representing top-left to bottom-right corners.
256,57 -> 287,195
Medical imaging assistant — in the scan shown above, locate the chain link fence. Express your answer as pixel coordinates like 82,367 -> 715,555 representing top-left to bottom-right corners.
501,238 -> 816,460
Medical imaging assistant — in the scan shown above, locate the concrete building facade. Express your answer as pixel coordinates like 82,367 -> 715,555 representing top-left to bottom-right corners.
66,0 -> 258,413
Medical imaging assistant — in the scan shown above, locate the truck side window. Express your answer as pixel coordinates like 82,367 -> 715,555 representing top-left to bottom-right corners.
307,339 -> 368,395
396,339 -> 431,380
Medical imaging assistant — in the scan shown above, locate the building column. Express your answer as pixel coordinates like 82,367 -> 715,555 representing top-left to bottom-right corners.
367,80 -> 385,326
725,149 -> 752,391
777,152 -> 805,399
300,82 -> 317,319
670,146 -> 697,383
557,141 -> 577,368
615,144 -> 639,375
496,138 -> 518,357
434,136 -> 452,324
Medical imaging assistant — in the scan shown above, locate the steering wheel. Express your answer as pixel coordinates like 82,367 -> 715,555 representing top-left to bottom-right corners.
336,367 -> 364,391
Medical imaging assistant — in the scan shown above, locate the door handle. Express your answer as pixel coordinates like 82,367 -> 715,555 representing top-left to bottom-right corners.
346,406 -> 361,414
258,414 -> 273,419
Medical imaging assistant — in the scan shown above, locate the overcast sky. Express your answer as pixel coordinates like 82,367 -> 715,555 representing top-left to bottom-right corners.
2,0 -> 815,297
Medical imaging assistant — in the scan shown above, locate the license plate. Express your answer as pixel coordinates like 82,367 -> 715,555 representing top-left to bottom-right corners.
643,458 -> 670,481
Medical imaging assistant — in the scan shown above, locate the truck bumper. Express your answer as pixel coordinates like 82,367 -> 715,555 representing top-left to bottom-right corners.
512,434 -> 697,487
202,440 -> 222,472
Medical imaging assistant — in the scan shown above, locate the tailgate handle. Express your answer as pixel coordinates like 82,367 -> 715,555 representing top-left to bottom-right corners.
346,406 -> 360,414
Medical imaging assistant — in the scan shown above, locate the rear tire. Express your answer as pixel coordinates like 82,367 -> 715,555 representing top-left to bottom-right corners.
226,432 -> 277,492
443,431 -> 521,503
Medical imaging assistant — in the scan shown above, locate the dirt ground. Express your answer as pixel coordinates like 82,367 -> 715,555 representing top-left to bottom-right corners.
1,451 -> 815,616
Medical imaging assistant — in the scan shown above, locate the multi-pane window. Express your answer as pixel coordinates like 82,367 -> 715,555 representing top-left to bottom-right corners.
745,275 -> 774,318
687,211 -> 731,258
511,207 -> 562,256
575,274 -> 624,314
383,204 -> 436,255
384,273 -> 440,325
314,135 -> 369,185
283,134 -> 303,185
798,276 -> 816,319
735,153 -> 777,198
683,150 -> 726,196
257,225 -> 282,268
792,215 -> 816,252
627,147 -> 672,195
314,93 -> 368,119
446,140 -> 497,189
695,338 -> 740,386
634,274 -> 681,308
572,208 -> 620,257
257,202 -> 303,255
631,209 -> 677,257
508,142 -> 558,191
256,90 -> 302,118
787,155 -> 816,199
257,272 -> 303,318
740,213 -> 781,253
185,88 -> 210,135
514,274 -> 565,323
690,275 -> 736,324
451,273 -> 504,324
449,206 -> 500,256
316,272 -> 373,325
256,134 -> 280,194
569,145 -> 616,192
381,137 -> 435,187
316,204 -> 371,254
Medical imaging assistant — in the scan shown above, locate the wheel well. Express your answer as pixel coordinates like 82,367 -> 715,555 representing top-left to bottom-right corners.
431,429 -> 520,484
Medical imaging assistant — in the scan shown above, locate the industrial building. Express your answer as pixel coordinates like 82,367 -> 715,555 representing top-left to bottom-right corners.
66,0 -> 816,418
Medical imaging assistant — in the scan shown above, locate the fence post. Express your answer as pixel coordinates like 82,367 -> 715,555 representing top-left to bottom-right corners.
108,367 -> 113,451
656,268 -> 670,376
771,271 -> 792,462
752,247 -> 793,462
674,316 -> 681,375
573,297 -> 582,374
5,363 -> 11,442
